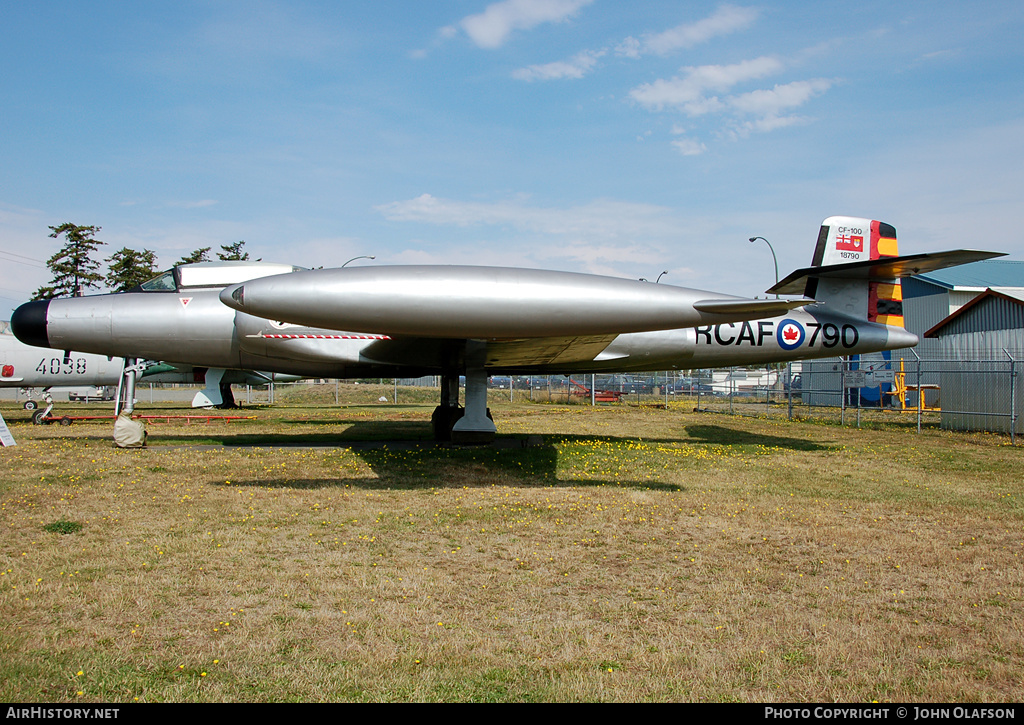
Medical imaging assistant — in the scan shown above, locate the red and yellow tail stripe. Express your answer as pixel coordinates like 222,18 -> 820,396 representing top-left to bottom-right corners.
868,220 -> 904,327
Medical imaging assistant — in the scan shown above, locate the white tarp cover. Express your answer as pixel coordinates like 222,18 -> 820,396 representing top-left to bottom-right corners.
113,413 -> 146,448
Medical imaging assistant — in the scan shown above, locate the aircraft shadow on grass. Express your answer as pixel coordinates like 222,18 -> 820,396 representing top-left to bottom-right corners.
24,413 -> 835,491
680,425 -> 835,452
135,417 -> 834,492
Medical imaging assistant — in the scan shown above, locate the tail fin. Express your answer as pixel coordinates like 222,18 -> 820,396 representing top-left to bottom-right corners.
769,216 -> 1005,322
805,217 -> 903,326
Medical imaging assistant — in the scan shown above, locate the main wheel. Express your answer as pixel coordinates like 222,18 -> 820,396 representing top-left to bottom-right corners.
431,405 -> 463,442
23,400 -> 38,411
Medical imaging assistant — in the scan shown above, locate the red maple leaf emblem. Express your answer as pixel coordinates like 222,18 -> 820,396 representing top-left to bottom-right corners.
783,326 -> 799,342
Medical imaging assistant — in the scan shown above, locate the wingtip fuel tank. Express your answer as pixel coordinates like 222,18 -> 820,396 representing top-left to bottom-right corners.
219,265 -> 812,339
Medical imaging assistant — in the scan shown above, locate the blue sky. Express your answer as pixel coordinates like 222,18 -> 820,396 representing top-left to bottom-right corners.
2,1 -> 1023,314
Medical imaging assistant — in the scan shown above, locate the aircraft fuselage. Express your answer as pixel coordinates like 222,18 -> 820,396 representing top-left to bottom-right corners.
13,288 -> 916,379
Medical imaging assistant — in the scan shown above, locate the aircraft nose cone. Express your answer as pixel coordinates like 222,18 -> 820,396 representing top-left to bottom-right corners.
11,299 -> 51,348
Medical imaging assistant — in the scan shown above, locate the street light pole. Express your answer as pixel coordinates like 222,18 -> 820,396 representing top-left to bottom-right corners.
748,236 -> 778,298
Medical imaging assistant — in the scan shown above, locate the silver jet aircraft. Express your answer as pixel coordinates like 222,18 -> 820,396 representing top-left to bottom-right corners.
10,216 -> 1001,443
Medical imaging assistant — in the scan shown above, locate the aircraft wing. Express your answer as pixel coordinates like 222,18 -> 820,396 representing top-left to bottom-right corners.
484,335 -> 621,367
351,333 -> 620,369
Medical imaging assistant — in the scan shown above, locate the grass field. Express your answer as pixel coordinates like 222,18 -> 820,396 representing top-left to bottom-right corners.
1,388 -> 1021,702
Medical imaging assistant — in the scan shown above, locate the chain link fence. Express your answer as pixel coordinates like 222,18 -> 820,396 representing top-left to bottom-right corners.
10,356 -> 1017,441
534,355 -> 1021,441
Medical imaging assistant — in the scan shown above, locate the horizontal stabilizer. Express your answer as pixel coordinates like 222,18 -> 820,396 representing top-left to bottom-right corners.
692,297 -> 816,316
768,250 -> 1006,296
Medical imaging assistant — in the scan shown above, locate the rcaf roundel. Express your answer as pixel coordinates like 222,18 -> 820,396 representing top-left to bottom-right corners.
777,319 -> 805,351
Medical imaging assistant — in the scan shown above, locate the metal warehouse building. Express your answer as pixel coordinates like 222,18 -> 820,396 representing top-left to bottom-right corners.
900,259 -> 1024,360
924,287 -> 1024,436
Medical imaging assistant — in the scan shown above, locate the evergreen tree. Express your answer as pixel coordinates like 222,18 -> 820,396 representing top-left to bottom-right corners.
177,247 -> 211,265
217,240 -> 249,261
106,247 -> 159,292
32,223 -> 106,300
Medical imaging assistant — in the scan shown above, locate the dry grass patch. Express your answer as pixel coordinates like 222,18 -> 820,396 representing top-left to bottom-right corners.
0,400 -> 1021,702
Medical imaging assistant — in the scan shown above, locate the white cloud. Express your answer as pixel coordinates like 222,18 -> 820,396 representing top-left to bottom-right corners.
375,193 -> 695,275
671,137 -> 707,156
670,124 -> 706,155
375,194 -> 748,282
631,59 -> 834,149
376,194 -> 677,239
734,114 -> 809,136
614,36 -> 642,59
640,5 -> 759,56
512,49 -> 605,81
719,79 -> 833,138
629,56 -> 784,114
460,0 -> 594,49
728,79 -> 832,116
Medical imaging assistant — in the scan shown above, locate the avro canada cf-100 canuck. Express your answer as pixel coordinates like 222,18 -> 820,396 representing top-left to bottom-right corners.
11,216 -> 1003,443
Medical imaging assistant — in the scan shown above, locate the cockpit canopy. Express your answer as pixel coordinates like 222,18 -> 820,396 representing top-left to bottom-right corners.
138,262 -> 304,293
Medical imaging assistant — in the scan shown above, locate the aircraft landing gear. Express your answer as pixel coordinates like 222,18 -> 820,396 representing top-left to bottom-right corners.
31,392 -> 54,424
449,342 -> 496,445
431,404 -> 462,442
218,382 -> 237,409
114,357 -> 147,448
23,400 -> 37,411
432,364 -> 495,444
451,368 -> 496,445
431,405 -> 494,442
432,373 -> 461,442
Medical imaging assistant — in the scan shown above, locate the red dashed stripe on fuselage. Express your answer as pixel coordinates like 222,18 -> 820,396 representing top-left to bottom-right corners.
261,334 -> 391,340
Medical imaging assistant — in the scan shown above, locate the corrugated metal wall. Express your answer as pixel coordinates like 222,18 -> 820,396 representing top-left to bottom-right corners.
801,358 -> 844,407
936,295 -> 1024,336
